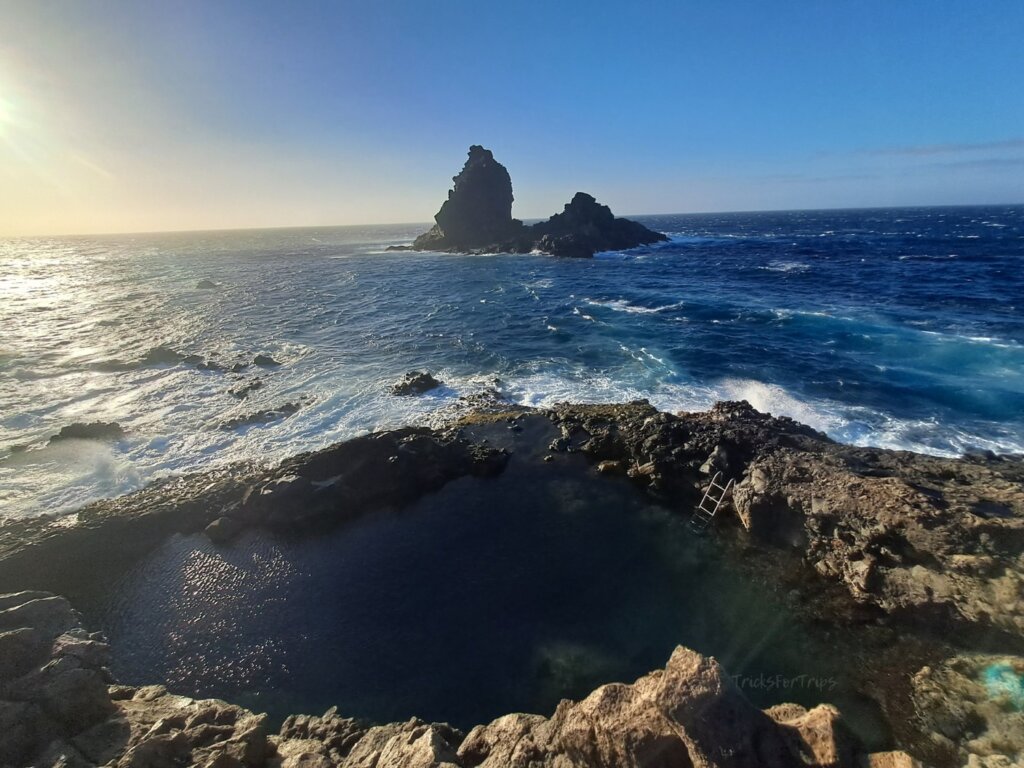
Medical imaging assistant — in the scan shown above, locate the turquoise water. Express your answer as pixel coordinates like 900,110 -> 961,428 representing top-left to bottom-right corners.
2,205 -> 1022,517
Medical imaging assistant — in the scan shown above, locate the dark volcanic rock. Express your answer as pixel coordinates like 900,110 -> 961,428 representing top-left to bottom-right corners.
48,422 -> 126,444
0,589 -> 911,768
220,401 -> 302,430
412,145 -> 526,251
532,192 -> 669,257
253,354 -> 281,367
141,345 -> 184,366
409,146 -> 667,257
391,370 -> 443,396
229,378 -> 264,399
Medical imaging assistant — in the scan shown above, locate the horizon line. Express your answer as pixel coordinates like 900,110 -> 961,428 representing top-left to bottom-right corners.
4,200 -> 1021,240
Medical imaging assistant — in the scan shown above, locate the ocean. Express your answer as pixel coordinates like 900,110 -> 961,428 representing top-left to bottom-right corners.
2,205 -> 1022,519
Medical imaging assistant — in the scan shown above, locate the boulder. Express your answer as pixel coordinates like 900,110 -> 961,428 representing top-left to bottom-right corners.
141,346 -> 184,366
0,627 -> 51,681
219,402 -> 302,430
204,516 -> 243,545
48,422 -> 126,444
456,646 -> 868,767
391,371 -> 443,396
196,279 -> 218,289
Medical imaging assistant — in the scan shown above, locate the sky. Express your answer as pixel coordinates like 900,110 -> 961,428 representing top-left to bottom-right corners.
1,0 -> 1022,236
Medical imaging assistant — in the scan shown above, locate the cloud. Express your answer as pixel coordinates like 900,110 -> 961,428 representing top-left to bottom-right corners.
869,138 -> 1024,157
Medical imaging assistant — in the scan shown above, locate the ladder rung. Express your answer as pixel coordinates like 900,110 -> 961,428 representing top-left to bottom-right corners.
691,474 -> 733,532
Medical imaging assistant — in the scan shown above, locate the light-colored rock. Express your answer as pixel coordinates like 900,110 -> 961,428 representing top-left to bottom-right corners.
458,646 -> 854,767
910,654 -> 1024,768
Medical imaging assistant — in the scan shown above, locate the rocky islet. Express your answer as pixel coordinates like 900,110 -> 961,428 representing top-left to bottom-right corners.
401,145 -> 668,258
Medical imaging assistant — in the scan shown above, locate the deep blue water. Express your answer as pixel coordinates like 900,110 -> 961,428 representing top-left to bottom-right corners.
90,427 -> 891,746
2,205 -> 1022,517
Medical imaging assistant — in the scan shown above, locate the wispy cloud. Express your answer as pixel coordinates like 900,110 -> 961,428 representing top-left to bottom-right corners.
869,138 -> 1024,157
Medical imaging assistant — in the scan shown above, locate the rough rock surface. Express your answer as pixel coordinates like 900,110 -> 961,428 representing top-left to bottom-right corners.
48,422 -> 126,444
530,192 -> 669,258
909,653 -> 1024,768
411,145 -> 525,251
541,400 -> 1024,643
220,401 -> 304,430
456,646 -> 867,768
0,590 -> 911,768
0,427 -> 507,597
3,399 -> 1022,765
391,371 -> 444,396
406,146 -> 667,257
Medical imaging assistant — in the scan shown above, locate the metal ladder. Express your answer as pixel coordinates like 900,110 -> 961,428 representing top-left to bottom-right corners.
691,471 -> 733,532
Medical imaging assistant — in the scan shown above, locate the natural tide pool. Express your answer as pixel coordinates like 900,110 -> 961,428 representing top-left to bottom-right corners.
84,425 -> 892,748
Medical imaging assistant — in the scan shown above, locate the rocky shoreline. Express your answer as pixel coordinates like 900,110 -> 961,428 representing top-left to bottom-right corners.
1,400 -> 1022,766
0,591 -> 917,768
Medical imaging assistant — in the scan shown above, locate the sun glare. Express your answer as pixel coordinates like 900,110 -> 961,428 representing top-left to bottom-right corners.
0,95 -> 12,136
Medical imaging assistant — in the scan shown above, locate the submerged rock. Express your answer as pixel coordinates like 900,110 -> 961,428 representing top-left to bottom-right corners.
140,345 -> 184,366
391,371 -> 443,396
253,354 -> 282,367
406,146 -> 667,257
220,401 -> 303,429
48,422 -> 126,444
229,378 -> 264,399
196,279 -> 218,289
910,653 -> 1024,767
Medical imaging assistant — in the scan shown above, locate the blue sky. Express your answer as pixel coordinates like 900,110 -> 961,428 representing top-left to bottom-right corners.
1,0 -> 1022,234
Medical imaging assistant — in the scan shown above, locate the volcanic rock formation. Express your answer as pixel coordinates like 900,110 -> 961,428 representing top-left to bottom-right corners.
1,400 -> 1021,765
406,146 -> 668,257
0,590 -> 913,767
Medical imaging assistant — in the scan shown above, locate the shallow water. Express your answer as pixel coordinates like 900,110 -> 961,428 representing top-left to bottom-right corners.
88,434 -> 891,747
2,206 -> 1023,518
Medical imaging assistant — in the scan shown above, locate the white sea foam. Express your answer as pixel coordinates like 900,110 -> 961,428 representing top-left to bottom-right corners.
760,260 -> 810,273
583,298 -> 685,314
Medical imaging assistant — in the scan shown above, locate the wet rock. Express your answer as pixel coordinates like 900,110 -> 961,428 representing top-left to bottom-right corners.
391,371 -> 443,396
48,422 -> 126,444
228,379 -> 263,399
196,279 -> 218,289
204,516 -> 243,545
596,459 -> 625,475
253,354 -> 281,367
220,402 -> 302,430
141,346 -> 184,366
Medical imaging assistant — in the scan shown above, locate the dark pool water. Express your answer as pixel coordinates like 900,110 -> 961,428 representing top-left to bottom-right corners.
89,424 -> 889,746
